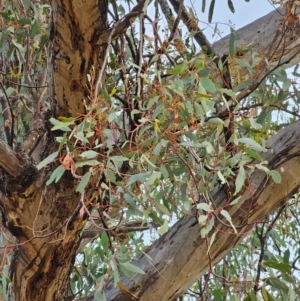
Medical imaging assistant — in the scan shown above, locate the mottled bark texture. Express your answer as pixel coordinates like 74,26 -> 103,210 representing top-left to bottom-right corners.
1,0 -> 109,300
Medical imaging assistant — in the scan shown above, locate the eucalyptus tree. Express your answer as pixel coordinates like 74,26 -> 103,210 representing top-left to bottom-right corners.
0,1 -> 300,301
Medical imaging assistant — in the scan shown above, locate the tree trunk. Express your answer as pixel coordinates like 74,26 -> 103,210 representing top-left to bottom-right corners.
1,169 -> 84,300
1,0 -> 109,300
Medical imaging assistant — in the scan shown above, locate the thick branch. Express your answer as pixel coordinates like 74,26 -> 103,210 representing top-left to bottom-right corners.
168,0 -> 213,54
0,139 -> 24,178
98,119 -> 300,301
158,0 -> 183,43
78,221 -> 157,252
213,4 -> 300,65
96,0 -> 152,46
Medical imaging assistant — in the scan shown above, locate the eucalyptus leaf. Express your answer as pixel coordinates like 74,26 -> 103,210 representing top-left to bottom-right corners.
76,172 -> 91,193
234,165 -> 245,195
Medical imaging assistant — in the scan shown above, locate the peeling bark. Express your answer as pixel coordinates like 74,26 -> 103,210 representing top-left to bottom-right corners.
1,0 -> 110,300
1,167 -> 86,300
50,0 -> 108,117
0,140 -> 24,178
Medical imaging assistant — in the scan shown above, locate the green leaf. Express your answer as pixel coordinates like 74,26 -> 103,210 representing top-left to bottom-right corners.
130,109 -> 141,120
208,0 -> 215,23
124,193 -> 136,210
202,0 -> 206,12
94,290 -> 106,301
263,261 -> 292,273
268,170 -> 281,184
80,150 -> 99,159
212,290 -> 226,301
198,214 -> 208,226
75,160 -> 101,167
120,262 -> 145,275
208,118 -> 224,124
141,154 -> 157,169
101,89 -> 111,103
243,147 -> 263,161
208,232 -> 216,251
50,117 -> 73,131
76,172 -> 91,193
229,28 -> 236,57
257,108 -> 267,125
157,218 -> 169,235
46,165 -> 65,185
153,142 -> 162,155
219,88 -> 236,99
220,209 -> 237,233
194,102 -> 205,123
217,171 -> 226,184
146,171 -> 161,186
154,199 -> 170,215
11,39 -> 25,52
100,232 -> 109,254
235,165 -> 245,195
111,259 -> 120,284
230,196 -> 241,205
127,172 -> 150,186
201,77 -> 216,93
36,151 -> 59,170
261,285 -> 275,301
255,163 -> 270,173
266,277 -> 289,293
201,98 -> 215,113
107,111 -> 116,122
194,57 -> 204,69
168,61 -> 188,75
201,141 -> 213,154
185,101 -> 194,114
107,170 -> 116,183
5,87 -> 16,96
282,78 -> 291,91
197,203 -> 211,212
150,54 -> 159,64
283,249 -> 290,264
244,291 -> 257,301
234,79 -> 254,91
110,156 -> 129,162
238,137 -> 267,152
227,0 -> 235,13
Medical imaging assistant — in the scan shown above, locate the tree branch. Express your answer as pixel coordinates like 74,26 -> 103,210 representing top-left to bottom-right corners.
213,4 -> 300,66
96,0 -> 152,46
76,118 -> 300,301
168,0 -> 213,54
78,221 -> 157,252
0,139 -> 24,178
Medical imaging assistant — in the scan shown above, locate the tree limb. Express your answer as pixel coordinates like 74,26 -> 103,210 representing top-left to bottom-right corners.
213,4 -> 300,66
96,0 -> 152,46
0,139 -> 24,178
98,119 -> 300,301
168,0 -> 213,54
